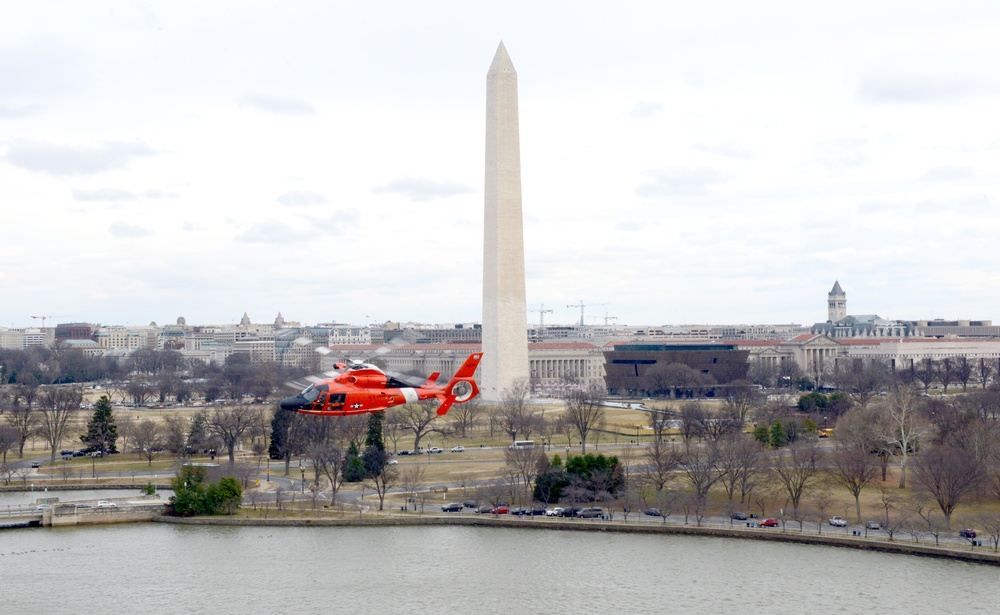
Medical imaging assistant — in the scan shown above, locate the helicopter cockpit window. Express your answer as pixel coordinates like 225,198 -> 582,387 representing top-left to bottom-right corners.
301,386 -> 320,403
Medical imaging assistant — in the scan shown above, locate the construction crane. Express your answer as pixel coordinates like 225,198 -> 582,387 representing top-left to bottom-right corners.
597,312 -> 618,326
530,304 -> 554,342
530,304 -> 554,328
566,301 -> 606,327
30,314 -> 79,327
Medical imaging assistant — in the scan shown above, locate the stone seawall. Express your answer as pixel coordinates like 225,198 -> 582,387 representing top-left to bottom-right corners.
153,515 -> 1000,566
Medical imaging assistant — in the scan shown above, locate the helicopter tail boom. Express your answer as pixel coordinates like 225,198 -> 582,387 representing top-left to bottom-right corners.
435,352 -> 483,416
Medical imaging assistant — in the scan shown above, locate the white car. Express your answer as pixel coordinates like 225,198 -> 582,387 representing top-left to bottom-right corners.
451,446 -> 465,453
829,516 -> 847,527
96,501 -> 117,508
387,459 -> 398,465
427,447 -> 443,454
545,507 -> 564,517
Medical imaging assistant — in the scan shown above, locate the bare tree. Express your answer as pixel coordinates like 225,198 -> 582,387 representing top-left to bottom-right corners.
0,426 -> 18,464
678,402 -> 706,452
397,401 -> 446,451
37,385 -> 83,461
771,439 -> 822,517
643,436 -> 684,492
564,384 -> 606,454
495,378 -> 536,443
971,512 -> 1000,551
911,445 -> 984,527
720,380 -> 764,422
680,443 -> 722,510
911,496 -> 949,546
876,488 -> 909,541
399,465 -> 426,511
449,399 -> 482,438
366,451 -> 398,511
878,389 -> 930,488
311,442 -> 346,505
837,358 -> 891,409
504,447 -> 546,504
828,443 -> 879,524
717,434 -> 765,506
976,358 -> 996,390
132,419 -> 162,466
208,403 -> 260,464
4,393 -> 38,458
913,358 -> 937,392
953,357 -> 974,392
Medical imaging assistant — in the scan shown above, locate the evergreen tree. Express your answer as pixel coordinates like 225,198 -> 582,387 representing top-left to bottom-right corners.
342,440 -> 366,482
770,420 -> 788,448
365,412 -> 385,451
187,412 -> 208,453
81,395 -> 118,455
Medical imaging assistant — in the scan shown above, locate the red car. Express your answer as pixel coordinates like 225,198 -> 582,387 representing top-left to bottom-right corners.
491,506 -> 509,514
759,518 -> 779,527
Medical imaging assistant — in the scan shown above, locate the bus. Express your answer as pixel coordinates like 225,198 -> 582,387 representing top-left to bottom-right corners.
509,440 -> 535,449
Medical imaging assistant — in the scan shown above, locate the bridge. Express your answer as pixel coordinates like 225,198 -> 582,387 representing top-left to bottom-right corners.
0,496 -> 168,529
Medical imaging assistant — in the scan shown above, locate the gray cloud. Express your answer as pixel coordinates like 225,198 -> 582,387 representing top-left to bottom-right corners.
636,167 -> 729,197
240,91 -> 316,115
72,187 -> 137,201
235,220 -> 298,244
627,101 -> 664,119
920,165 -> 974,182
691,141 -> 754,160
109,221 -> 153,237
278,190 -> 329,206
373,177 -> 475,202
858,71 -> 997,104
6,139 -> 154,175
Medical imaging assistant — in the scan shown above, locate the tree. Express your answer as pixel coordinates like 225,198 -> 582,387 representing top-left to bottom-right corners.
564,384 -> 606,454
366,451 -> 397,511
911,445 -> 983,527
132,419 -> 162,466
162,415 -> 189,456
208,403 -> 260,464
81,395 -> 118,455
720,380 -> 764,422
450,399 -> 481,438
642,436 -> 684,493
0,426 -> 18,464
269,408 -> 308,475
397,401 -> 446,451
913,358 -> 937,392
771,440 -> 822,517
342,441 -> 365,483
837,358 -> 891,409
496,378 -> 538,443
717,434 -> 765,506
954,357 -> 974,392
878,389 -> 930,488
976,358 -> 996,390
3,394 -> 37,458
169,466 -> 242,516
311,441 -> 346,505
505,447 -> 546,504
37,385 -> 83,461
828,443 -> 879,523
680,443 -> 722,510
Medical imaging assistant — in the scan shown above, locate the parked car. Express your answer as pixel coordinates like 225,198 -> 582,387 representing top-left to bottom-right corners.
490,505 -> 509,514
35,504 -> 51,511
397,450 -> 412,456
31,462 -> 40,469
865,521 -> 881,531
545,507 -> 565,517
577,507 -> 604,519
759,518 -> 780,527
428,447 -> 443,454
959,528 -> 978,539
829,516 -> 848,527
528,507 -> 547,516
387,459 -> 398,465
644,508 -> 663,517
561,507 -> 582,517
476,505 -> 493,514
441,503 -> 463,512
731,512 -> 748,521
75,503 -> 92,509
463,501 -> 478,509
451,446 -> 465,453
96,501 -> 117,508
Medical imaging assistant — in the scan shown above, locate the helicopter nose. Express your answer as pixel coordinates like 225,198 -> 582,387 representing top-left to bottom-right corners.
279,395 -> 303,411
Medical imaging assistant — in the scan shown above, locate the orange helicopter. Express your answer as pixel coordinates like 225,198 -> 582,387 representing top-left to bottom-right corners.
279,352 -> 482,417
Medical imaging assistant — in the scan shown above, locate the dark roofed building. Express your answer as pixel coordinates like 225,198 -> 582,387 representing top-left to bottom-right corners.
603,342 -> 750,396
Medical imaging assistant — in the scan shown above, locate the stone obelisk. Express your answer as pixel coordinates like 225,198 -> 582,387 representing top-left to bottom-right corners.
481,41 -> 529,401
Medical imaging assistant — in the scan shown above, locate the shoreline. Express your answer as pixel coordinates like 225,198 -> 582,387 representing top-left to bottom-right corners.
153,514 -> 1000,567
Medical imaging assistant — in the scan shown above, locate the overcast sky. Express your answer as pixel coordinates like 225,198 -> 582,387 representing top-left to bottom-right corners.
3,2 -> 999,330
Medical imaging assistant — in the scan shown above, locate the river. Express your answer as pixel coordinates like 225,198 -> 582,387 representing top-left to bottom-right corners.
3,524 -> 998,613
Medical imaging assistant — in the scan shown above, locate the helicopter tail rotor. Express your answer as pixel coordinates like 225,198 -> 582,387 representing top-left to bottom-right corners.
434,352 -> 483,416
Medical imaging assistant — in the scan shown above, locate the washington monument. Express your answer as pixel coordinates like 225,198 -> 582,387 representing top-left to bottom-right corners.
481,41 -> 530,401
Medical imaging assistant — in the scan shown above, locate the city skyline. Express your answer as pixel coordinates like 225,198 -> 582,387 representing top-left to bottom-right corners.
3,2 -> 1000,329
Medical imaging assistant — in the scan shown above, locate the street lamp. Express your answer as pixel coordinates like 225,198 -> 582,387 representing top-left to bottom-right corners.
300,467 -> 305,493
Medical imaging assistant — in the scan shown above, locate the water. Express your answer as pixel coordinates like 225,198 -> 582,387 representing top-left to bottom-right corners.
2,524 -> 997,613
